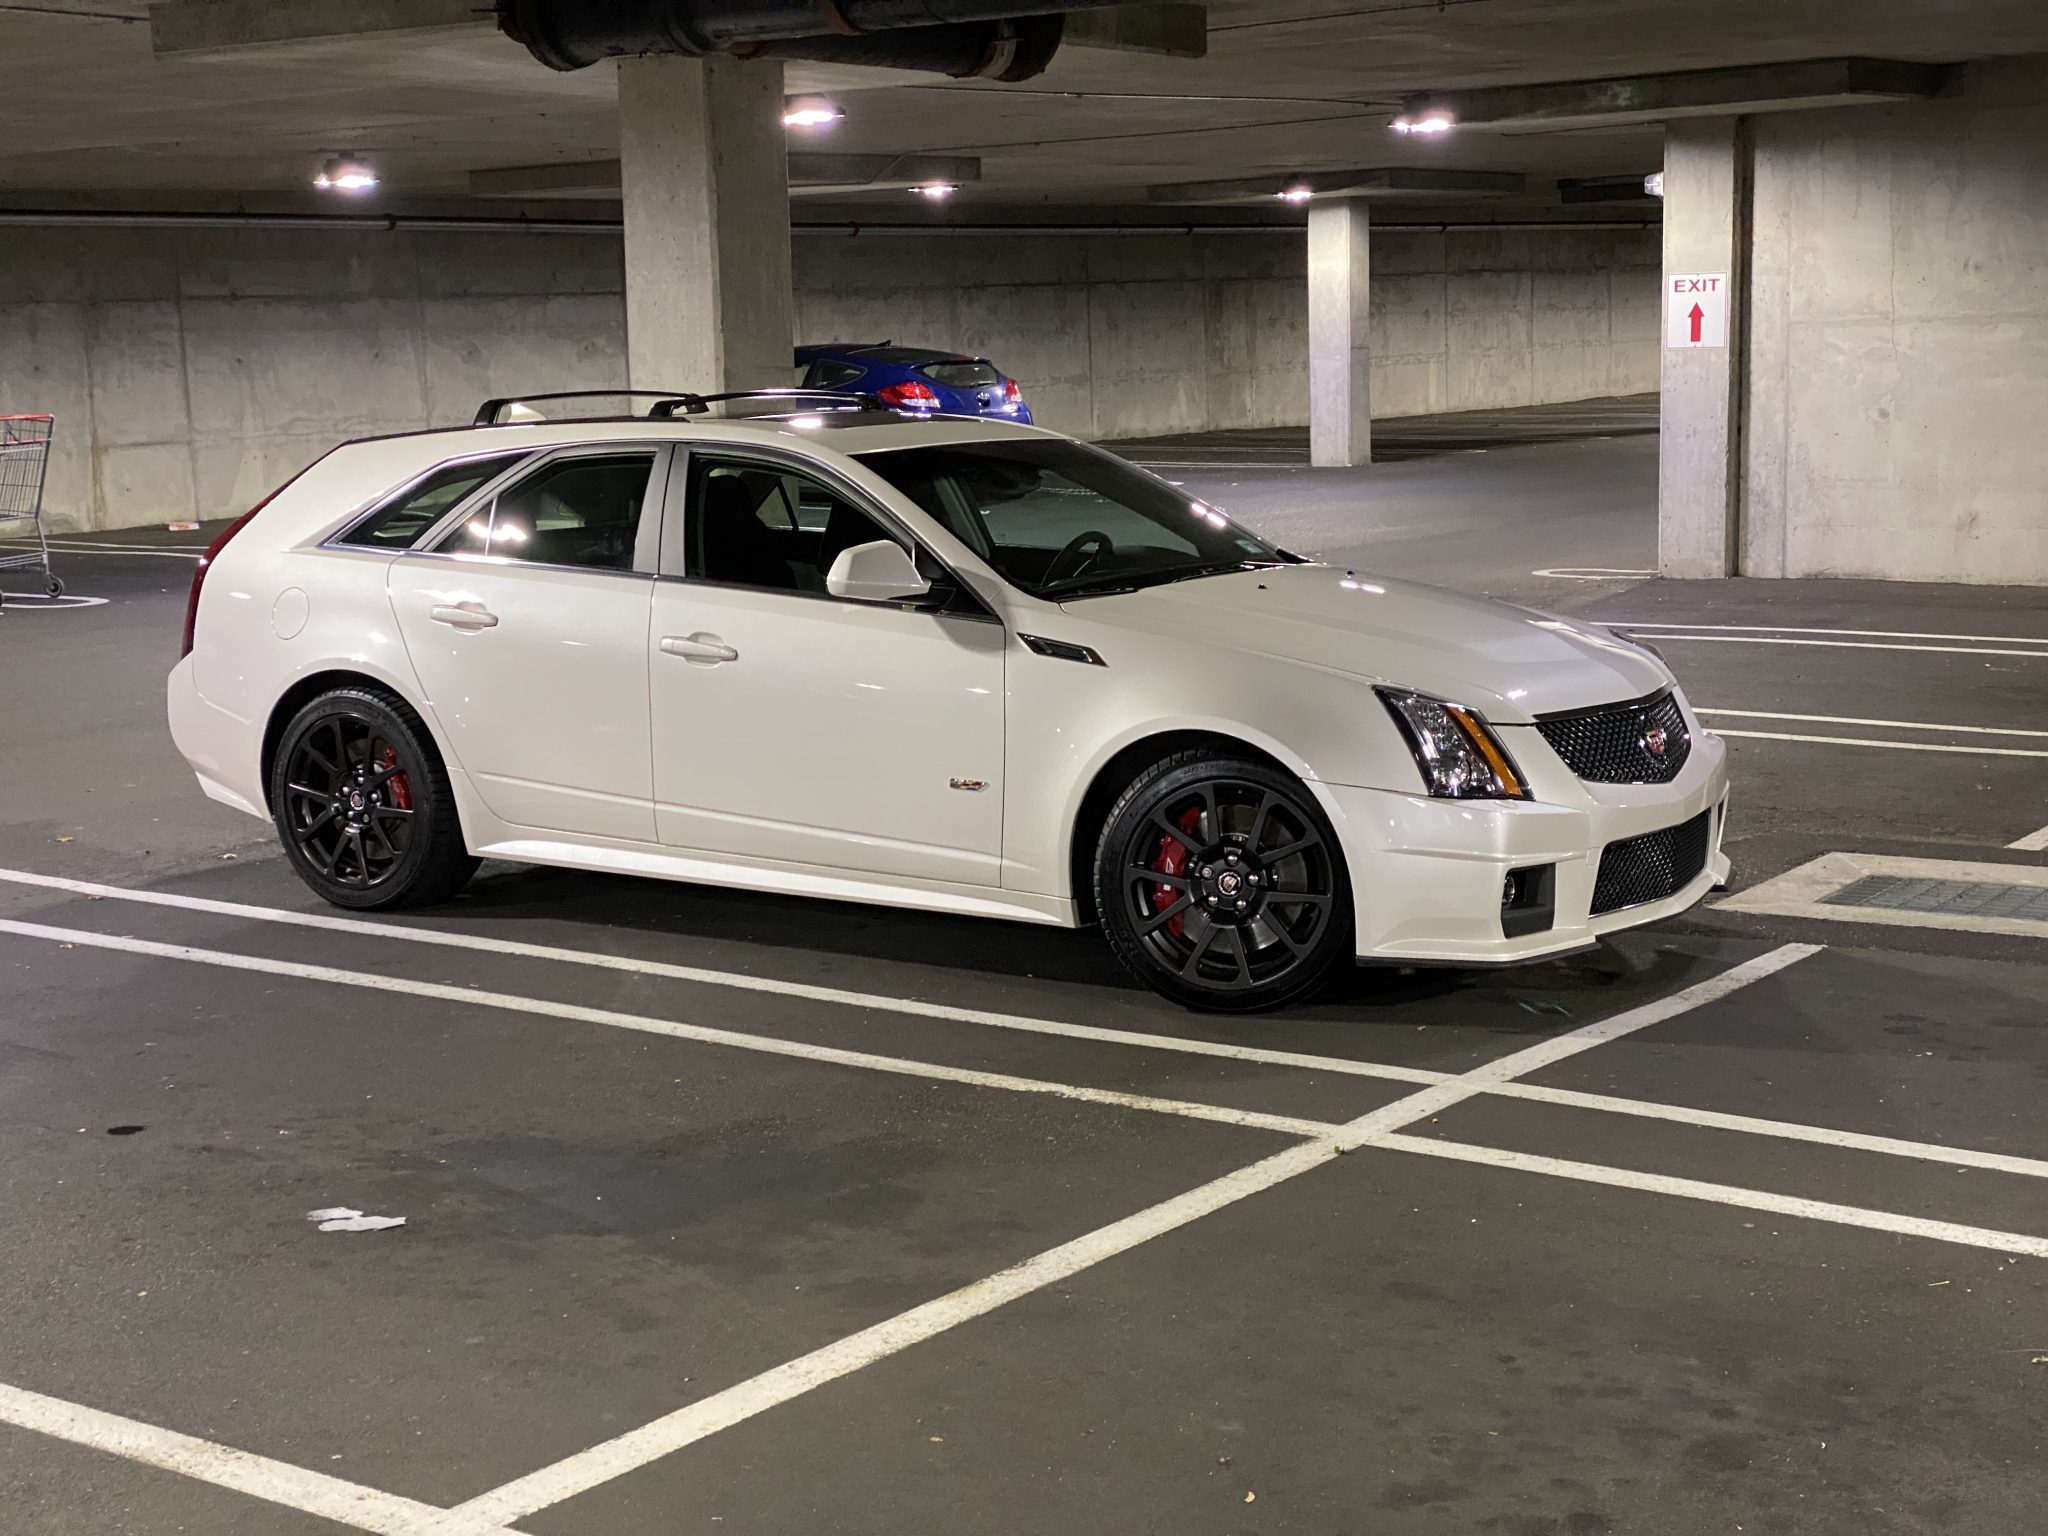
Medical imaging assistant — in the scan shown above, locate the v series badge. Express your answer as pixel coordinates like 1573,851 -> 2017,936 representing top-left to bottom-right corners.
948,778 -> 989,793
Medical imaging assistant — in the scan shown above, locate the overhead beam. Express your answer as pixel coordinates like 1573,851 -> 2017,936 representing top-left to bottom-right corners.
1400,57 -> 1948,135
148,0 -> 478,55
469,154 -> 982,200
1557,175 -> 1661,205
1064,3 -> 1205,57
1149,167 -> 1524,206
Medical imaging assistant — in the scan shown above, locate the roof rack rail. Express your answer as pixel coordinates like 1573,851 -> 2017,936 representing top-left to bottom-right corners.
473,389 -> 700,426
472,387 -> 883,426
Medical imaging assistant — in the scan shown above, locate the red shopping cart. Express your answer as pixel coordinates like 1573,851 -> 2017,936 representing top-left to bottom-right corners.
0,414 -> 61,607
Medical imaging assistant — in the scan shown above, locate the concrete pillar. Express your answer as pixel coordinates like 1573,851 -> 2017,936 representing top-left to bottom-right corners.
1307,200 -> 1372,467
618,54 -> 793,393
1656,117 -> 1751,577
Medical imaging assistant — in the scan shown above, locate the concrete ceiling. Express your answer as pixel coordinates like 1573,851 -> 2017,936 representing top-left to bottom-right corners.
2,0 -> 2046,217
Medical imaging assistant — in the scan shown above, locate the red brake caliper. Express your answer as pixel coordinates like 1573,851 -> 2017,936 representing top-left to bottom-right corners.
379,747 -> 413,811
1151,806 -> 1205,938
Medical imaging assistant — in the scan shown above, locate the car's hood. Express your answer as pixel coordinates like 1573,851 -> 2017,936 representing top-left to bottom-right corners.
1062,565 -> 1667,725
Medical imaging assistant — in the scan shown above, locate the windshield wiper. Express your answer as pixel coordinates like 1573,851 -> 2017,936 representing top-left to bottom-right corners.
1151,559 -> 1282,587
1040,559 -> 1278,601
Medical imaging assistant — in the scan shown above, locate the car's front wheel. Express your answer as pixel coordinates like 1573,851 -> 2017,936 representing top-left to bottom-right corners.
269,686 -> 477,911
1093,750 -> 1351,1012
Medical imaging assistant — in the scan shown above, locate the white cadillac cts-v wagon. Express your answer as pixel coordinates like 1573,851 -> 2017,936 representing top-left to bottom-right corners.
169,390 -> 1728,1011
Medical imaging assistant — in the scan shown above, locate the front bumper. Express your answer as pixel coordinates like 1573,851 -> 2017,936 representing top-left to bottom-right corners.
1319,727 -> 1730,965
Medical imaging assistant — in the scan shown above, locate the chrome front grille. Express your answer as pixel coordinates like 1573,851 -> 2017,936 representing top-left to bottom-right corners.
1536,690 -> 1691,784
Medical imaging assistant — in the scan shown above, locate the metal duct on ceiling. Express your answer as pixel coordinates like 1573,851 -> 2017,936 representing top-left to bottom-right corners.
497,0 -> 1123,79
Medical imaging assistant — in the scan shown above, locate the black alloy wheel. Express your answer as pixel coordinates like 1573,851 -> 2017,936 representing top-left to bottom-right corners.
1094,751 -> 1351,1012
270,687 -> 477,911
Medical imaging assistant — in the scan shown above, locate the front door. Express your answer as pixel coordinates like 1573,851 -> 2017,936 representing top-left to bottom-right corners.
649,451 -> 1004,886
388,446 -> 665,843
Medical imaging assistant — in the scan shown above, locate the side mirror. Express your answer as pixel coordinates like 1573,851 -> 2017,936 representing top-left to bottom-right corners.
825,540 -> 932,603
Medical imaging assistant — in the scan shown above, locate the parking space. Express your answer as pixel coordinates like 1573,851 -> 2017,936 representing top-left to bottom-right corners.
8,425 -> 2048,1532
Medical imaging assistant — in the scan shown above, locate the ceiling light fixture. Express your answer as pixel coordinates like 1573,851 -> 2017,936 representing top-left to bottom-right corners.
782,100 -> 843,129
910,182 -> 958,199
1390,111 -> 1455,136
1276,184 -> 1314,204
1643,171 -> 1665,198
313,154 -> 378,193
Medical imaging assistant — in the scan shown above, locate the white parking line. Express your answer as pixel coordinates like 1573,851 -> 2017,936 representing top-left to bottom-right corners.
2009,824 -> 2048,852
1698,708 -> 2048,740
0,1382 -> 517,1536
1714,729 -> 2048,759
19,868 -> 2048,1185
1627,635 -> 2048,659
0,542 -> 201,560
1494,1082 -> 2048,1181
0,919 -> 1335,1140
19,917 -> 2044,1530
448,944 -> 1819,1526
0,867 -> 1446,1089
1373,1136 -> 2048,1258
1599,622 -> 2048,647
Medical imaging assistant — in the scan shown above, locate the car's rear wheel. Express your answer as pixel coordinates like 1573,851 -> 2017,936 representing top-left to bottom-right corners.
269,687 -> 477,911
1093,750 -> 1351,1012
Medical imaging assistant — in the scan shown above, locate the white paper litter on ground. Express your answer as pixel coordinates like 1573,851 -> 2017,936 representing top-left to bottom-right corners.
318,1214 -> 406,1233
305,1207 -> 405,1232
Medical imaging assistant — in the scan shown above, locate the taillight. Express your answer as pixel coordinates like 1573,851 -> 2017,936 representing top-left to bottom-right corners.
180,505 -> 263,659
877,381 -> 939,410
1003,378 -> 1023,404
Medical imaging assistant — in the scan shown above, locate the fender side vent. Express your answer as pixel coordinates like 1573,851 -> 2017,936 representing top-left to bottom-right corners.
1019,634 -> 1105,666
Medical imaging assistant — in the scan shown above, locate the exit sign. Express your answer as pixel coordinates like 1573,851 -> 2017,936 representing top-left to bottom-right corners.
1666,272 -> 1729,348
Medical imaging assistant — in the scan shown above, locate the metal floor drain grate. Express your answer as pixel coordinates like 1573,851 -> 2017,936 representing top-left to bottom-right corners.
1823,875 -> 2048,924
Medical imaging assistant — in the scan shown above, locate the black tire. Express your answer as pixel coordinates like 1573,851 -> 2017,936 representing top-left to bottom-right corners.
44,575 -> 64,598
269,686 -> 477,911
1093,750 -> 1352,1012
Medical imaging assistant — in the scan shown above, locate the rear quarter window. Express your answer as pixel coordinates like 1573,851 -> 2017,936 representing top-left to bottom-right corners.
334,453 -> 528,550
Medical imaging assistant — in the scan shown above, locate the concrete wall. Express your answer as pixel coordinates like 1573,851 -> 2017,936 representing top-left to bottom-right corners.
0,221 -> 1656,534
0,226 -> 627,536
1740,61 -> 2048,583
794,225 -> 1660,442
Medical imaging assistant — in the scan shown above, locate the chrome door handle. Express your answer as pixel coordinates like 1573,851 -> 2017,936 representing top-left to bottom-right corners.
430,603 -> 498,630
660,633 -> 739,664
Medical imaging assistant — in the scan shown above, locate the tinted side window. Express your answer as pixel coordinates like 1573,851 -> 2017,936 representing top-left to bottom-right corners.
804,360 -> 866,389
442,452 -> 656,572
687,456 -> 900,595
336,454 -> 526,549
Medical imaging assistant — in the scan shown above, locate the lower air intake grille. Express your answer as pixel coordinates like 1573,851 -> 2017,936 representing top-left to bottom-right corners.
1537,690 -> 1691,784
1591,809 -> 1712,916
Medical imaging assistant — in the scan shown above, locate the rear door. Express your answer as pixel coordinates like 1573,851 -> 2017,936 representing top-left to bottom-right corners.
388,445 -> 667,842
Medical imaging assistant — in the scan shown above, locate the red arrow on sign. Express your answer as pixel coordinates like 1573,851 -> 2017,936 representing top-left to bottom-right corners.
1688,303 -> 1705,343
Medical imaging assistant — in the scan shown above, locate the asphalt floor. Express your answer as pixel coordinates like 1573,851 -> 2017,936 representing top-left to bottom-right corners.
3,402 -> 2047,1534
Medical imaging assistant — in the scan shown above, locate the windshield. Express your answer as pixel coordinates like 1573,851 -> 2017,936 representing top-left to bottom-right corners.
853,440 -> 1288,599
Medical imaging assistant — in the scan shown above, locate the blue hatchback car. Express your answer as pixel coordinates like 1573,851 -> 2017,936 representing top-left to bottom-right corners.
794,342 -> 1033,423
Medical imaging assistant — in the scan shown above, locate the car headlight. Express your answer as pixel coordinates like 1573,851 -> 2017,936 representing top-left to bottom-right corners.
1376,687 -> 1531,800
